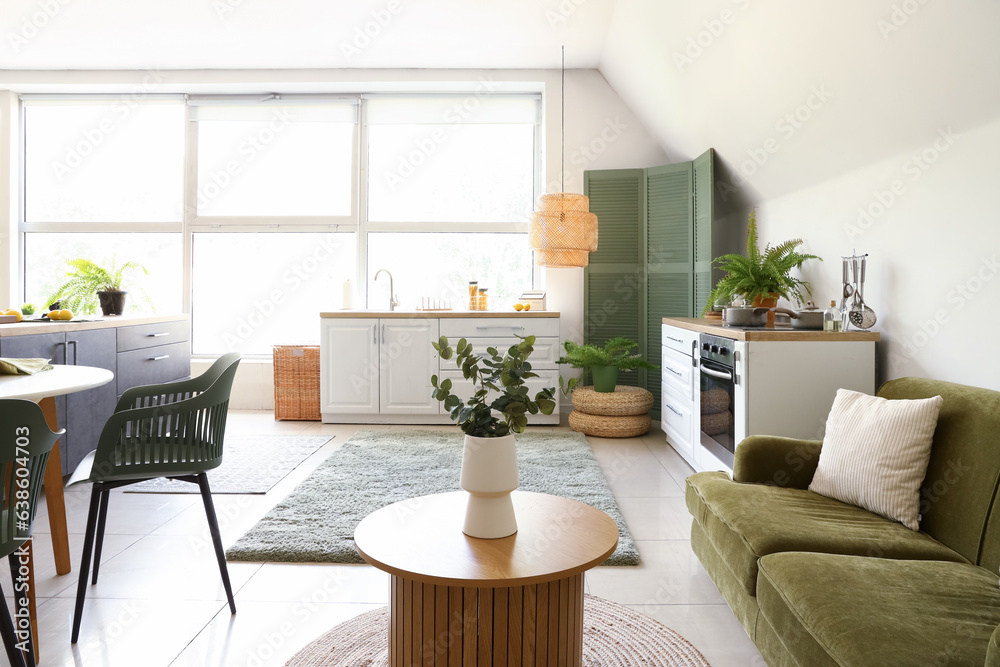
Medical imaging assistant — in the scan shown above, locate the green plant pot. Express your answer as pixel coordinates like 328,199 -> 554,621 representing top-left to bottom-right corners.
591,365 -> 619,393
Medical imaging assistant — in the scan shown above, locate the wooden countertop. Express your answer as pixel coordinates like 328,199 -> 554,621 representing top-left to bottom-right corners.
321,310 -> 559,319
0,313 -> 189,337
662,317 -> 880,341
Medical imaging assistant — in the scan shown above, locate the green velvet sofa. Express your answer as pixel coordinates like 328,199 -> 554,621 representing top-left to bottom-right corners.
686,377 -> 1000,666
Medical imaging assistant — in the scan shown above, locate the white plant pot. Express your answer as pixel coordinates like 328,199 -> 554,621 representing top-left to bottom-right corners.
459,433 -> 519,539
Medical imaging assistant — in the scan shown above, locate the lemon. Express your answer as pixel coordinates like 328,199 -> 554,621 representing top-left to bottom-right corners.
522,303 -> 531,311
3,309 -> 21,322
513,303 -> 524,311
58,309 -> 73,321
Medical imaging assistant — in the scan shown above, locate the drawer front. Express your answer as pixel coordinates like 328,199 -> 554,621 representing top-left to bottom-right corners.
117,319 -> 190,352
661,394 -> 693,449
662,324 -> 699,356
662,345 -> 695,400
447,337 -> 560,369
117,341 -> 191,390
440,317 -> 559,339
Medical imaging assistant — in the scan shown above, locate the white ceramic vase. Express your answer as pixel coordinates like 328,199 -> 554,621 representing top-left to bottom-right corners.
459,433 -> 519,539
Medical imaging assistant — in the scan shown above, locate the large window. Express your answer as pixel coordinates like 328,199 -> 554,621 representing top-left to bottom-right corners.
20,92 -> 540,356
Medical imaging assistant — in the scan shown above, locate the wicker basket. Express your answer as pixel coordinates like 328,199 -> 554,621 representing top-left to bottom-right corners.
569,410 -> 652,438
571,385 -> 655,416
273,345 -> 321,420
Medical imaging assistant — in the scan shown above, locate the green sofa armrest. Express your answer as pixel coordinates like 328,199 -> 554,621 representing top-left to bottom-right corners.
733,435 -> 823,489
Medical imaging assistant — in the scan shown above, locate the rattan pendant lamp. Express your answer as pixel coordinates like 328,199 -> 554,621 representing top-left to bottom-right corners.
529,48 -> 598,268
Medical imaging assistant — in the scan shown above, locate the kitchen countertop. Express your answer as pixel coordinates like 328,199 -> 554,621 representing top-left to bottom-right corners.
0,313 -> 189,337
321,310 -> 559,319
662,317 -> 880,341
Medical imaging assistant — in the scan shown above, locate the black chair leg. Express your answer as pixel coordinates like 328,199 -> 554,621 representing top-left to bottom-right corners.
91,488 -> 111,585
196,474 -> 236,615
72,485 -> 103,644
0,579 -> 28,667
6,553 -> 33,667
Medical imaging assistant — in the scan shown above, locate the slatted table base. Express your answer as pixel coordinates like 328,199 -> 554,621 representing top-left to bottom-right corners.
389,574 -> 584,667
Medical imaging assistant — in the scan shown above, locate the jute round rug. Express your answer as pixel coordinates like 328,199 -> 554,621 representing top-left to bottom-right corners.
286,594 -> 711,667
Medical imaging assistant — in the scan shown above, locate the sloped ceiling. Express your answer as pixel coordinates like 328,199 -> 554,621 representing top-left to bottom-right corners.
2,0 -> 998,201
0,0 -> 616,70
599,0 -> 1000,201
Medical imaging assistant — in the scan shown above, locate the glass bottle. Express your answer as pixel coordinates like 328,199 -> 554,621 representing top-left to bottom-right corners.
823,300 -> 843,332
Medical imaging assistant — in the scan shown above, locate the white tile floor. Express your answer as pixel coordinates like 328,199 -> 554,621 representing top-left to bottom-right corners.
10,412 -> 763,667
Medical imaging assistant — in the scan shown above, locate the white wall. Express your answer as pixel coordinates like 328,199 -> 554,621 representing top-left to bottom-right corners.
600,0 -> 1000,391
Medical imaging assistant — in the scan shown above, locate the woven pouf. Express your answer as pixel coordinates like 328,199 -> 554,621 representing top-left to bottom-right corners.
569,410 -> 652,438
571,385 -> 655,416
701,410 -> 733,436
285,594 -> 711,667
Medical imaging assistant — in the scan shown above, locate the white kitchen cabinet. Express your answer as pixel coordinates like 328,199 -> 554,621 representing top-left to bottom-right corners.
661,317 -> 878,474
320,317 -> 440,417
661,324 -> 700,468
320,318 -> 380,414
379,319 -> 441,415
320,313 -> 560,424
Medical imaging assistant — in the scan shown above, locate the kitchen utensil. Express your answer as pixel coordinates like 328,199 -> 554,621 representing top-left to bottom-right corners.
771,305 -> 824,329
858,256 -> 877,327
849,258 -> 865,327
723,306 -> 769,327
848,256 -> 877,329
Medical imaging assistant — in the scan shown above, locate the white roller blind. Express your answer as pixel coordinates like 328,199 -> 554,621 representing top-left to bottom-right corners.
366,94 -> 540,125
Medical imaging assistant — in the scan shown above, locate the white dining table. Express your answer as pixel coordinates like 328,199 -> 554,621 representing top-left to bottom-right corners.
0,364 -> 114,659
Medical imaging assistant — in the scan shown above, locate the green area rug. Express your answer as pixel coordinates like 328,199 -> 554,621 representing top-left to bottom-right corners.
226,429 -> 640,566
125,435 -> 333,494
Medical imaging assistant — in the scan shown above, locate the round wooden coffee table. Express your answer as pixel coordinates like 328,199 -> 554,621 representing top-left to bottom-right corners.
354,491 -> 619,667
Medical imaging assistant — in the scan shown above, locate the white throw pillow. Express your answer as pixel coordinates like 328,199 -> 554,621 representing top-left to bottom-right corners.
808,388 -> 944,530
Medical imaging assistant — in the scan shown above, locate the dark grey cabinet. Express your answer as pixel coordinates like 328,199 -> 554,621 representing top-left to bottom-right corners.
66,328 -> 118,473
0,317 -> 190,475
1,328 -> 118,473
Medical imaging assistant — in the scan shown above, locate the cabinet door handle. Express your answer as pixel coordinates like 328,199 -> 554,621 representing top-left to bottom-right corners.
665,335 -> 683,344
54,341 -> 66,365
148,354 -> 170,361
381,323 -> 385,344
475,326 -> 524,333
666,366 -> 682,377
147,332 -> 169,338
67,339 -> 78,365
664,402 -> 683,417
373,325 -> 377,344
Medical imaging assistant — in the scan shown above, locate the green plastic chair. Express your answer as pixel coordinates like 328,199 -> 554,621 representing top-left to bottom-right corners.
67,352 -> 241,644
0,399 -> 62,667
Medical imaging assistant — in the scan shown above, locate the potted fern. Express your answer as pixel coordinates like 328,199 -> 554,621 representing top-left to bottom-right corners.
430,334 -> 555,539
556,337 -> 658,394
47,258 -> 150,316
702,209 -> 821,324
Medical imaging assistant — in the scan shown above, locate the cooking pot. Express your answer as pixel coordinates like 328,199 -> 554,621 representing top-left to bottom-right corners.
723,306 -> 769,327
772,305 -> 824,329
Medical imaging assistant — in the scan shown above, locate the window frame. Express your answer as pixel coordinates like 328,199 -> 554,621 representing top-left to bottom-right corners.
18,91 -> 543,358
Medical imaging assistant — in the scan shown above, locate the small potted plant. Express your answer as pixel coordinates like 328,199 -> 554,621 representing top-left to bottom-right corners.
430,334 -> 555,539
702,208 -> 821,323
47,258 -> 150,316
556,337 -> 658,394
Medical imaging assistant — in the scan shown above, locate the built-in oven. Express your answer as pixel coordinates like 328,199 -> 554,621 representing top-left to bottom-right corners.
698,333 -> 741,468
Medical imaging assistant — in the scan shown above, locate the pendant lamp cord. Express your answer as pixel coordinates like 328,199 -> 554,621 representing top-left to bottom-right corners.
561,45 -> 565,193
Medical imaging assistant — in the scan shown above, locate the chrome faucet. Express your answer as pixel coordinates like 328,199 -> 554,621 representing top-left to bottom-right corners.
373,269 -> 400,311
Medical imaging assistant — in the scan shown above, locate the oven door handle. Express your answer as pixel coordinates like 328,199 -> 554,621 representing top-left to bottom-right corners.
700,365 -> 734,381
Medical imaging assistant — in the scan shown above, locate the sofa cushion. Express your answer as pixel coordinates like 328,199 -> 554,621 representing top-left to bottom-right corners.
878,377 -> 1000,567
809,388 -> 943,530
758,552 -> 1000,667
686,471 -> 967,596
